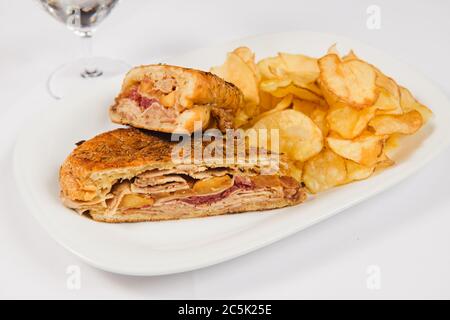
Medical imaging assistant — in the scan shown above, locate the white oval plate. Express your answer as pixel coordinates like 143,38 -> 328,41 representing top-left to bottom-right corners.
14,31 -> 450,276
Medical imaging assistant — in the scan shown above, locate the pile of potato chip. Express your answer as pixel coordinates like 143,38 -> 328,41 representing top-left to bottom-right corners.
211,45 -> 432,193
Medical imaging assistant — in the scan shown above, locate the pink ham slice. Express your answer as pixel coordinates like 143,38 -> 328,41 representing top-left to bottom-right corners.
127,87 -> 178,123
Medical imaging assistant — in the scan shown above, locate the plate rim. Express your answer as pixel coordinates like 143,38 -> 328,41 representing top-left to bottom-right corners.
13,30 -> 450,276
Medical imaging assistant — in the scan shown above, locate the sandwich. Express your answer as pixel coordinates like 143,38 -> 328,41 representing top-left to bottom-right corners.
109,65 -> 245,134
59,128 -> 306,223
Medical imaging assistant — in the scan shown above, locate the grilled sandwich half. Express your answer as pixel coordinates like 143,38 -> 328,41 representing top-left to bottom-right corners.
109,65 -> 244,134
59,128 -> 306,223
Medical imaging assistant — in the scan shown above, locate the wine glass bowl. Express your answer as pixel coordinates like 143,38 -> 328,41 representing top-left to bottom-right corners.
38,0 -> 119,36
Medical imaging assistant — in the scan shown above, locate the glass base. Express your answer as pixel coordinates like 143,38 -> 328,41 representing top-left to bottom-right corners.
47,57 -> 130,99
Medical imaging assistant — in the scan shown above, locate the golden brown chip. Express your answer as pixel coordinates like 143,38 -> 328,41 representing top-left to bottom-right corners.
252,109 -> 323,162
259,90 -> 275,111
233,47 -> 261,83
310,108 -> 329,137
326,104 -> 377,139
376,152 -> 395,169
262,83 -> 324,105
211,52 -> 260,106
249,94 -> 293,125
368,110 -> 423,135
278,52 -> 320,86
257,56 -> 284,80
399,86 -> 433,123
259,78 -> 292,92
302,82 -> 323,96
287,160 -> 304,182
384,133 -> 400,152
345,160 -> 375,182
342,50 -> 359,61
292,99 -> 318,116
373,73 -> 403,115
303,149 -> 347,193
318,54 -> 378,109
327,43 -> 340,55
326,132 -> 387,166
292,100 -> 329,136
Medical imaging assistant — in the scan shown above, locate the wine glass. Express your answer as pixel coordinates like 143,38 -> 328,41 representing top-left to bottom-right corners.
36,0 -> 129,99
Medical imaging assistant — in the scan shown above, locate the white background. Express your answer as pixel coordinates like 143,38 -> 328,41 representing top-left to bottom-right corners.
1,0 -> 450,299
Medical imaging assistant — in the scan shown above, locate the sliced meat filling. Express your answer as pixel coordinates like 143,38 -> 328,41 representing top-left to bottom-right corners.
121,175 -> 300,213
181,176 -> 251,205
105,181 -> 132,215
69,164 -> 304,218
131,175 -> 190,194
125,86 -> 178,124
117,76 -> 235,131
93,165 -> 303,216
179,175 -> 302,206
134,173 -> 188,187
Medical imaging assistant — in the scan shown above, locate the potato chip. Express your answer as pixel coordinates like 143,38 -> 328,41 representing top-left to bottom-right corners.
278,52 -> 320,85
345,160 -> 375,182
326,132 -> 386,166
258,90 -> 276,111
260,79 -> 292,92
258,53 -> 319,79
373,73 -> 403,115
287,160 -> 304,182
368,110 -> 423,135
399,86 -> 433,123
376,152 -> 395,169
211,52 -> 260,105
310,108 -> 329,137
272,94 -> 293,111
257,56 -> 284,80
270,96 -> 283,108
319,54 -> 378,108
326,104 -> 377,139
384,133 -> 400,152
292,99 -> 318,116
327,43 -> 340,55
250,94 -> 294,125
303,149 -> 347,193
302,82 -> 323,96
262,83 -> 324,104
252,109 -> 323,161
342,50 -> 359,61
233,46 -> 254,62
233,47 -> 260,81
292,100 -> 329,136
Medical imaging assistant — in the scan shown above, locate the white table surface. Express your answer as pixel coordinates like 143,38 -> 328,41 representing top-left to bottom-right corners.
1,0 -> 449,299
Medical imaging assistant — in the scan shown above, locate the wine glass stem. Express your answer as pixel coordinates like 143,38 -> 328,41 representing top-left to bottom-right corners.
80,31 -> 103,78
